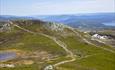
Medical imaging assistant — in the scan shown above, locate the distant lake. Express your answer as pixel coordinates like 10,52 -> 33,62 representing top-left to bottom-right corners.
103,22 -> 115,26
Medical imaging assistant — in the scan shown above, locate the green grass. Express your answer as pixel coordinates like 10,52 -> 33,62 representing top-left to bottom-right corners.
56,35 -> 115,70
0,29 -> 67,70
0,21 -> 115,70
59,52 -> 115,70
0,32 -> 66,55
59,36 -> 105,55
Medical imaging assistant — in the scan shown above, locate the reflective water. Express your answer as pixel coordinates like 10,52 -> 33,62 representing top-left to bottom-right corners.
0,51 -> 16,61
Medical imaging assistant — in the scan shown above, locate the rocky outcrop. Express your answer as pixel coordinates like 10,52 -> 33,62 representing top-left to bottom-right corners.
0,22 -> 13,32
45,22 -> 68,32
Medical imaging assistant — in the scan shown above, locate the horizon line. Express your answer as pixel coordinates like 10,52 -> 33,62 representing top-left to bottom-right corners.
0,12 -> 115,17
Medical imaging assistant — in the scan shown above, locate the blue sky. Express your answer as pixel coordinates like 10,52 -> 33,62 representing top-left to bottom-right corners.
0,0 -> 115,16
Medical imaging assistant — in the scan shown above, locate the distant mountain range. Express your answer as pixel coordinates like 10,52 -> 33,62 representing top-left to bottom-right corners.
0,13 -> 115,29
32,13 -> 115,28
0,15 -> 33,21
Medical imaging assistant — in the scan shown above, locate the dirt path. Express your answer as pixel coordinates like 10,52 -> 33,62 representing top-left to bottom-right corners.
11,22 -> 115,70
11,22 -> 76,70
51,38 -> 76,67
92,38 -> 115,48
70,28 -> 115,54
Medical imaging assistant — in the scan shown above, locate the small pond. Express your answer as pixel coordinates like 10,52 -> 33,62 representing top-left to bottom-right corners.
0,51 -> 16,61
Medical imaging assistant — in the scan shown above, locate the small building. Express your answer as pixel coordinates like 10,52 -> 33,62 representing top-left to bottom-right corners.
92,34 -> 108,40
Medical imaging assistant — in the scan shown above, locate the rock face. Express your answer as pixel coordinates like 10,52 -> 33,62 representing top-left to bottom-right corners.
45,22 -> 68,32
0,22 -> 13,32
44,65 -> 54,70
0,64 -> 15,68
0,20 -> 71,36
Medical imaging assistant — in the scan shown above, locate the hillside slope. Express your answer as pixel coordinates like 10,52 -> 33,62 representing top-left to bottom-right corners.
0,20 -> 115,70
